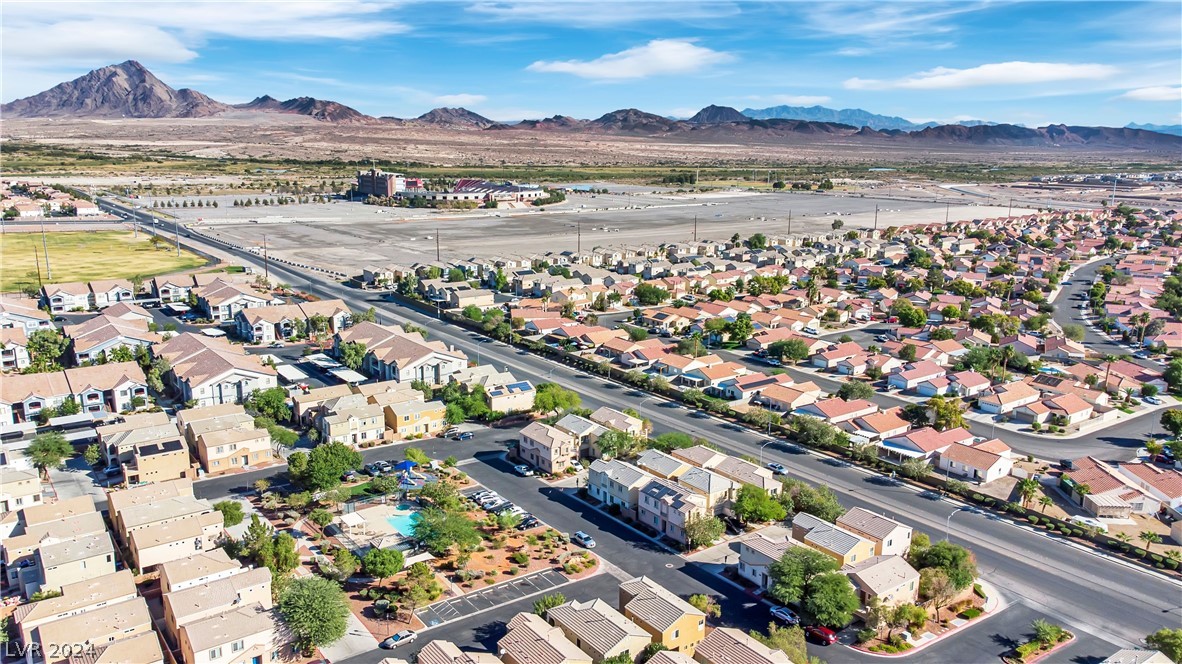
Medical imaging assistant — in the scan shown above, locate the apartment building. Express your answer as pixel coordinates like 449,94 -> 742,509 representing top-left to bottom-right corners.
128,510 -> 224,570
1,468 -> 42,514
518,421 -> 578,475
12,570 -> 138,660
547,599 -> 651,663
836,508 -> 913,558
498,613 -> 591,664
588,459 -> 656,521
32,598 -> 162,664
618,577 -> 706,655
693,628 -> 792,664
791,512 -> 876,566
384,398 -> 447,439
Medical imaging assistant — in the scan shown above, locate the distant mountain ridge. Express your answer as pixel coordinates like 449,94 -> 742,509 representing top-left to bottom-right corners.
4,62 -> 1179,152
1,60 -> 229,118
1126,122 -> 1182,137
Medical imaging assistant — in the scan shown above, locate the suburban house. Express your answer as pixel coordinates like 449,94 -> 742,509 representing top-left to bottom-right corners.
636,450 -> 691,480
179,404 -> 274,474
588,459 -> 657,521
291,384 -> 354,424
498,613 -> 592,664
977,381 -> 1041,414
887,361 -> 947,391
31,597 -> 162,664
1063,457 -> 1161,518
153,333 -> 278,407
756,382 -> 822,412
0,327 -> 32,371
842,555 -> 921,609
196,279 -> 271,323
518,421 -> 578,475
233,298 -> 351,343
334,322 -> 467,384
790,512 -> 876,566
619,577 -> 706,655
1116,462 -> 1182,512
546,599 -> 651,663
737,527 -> 795,590
0,468 -> 42,514
637,478 -> 709,546
693,627 -> 792,664
554,413 -> 609,458
63,362 -> 149,414
879,427 -> 975,464
1014,393 -> 1094,426
936,438 -> 1014,484
590,406 -> 645,436
796,397 -> 878,424
316,394 -> 386,446
836,508 -> 913,557
485,380 -> 536,413
848,408 -> 911,441
384,398 -> 447,439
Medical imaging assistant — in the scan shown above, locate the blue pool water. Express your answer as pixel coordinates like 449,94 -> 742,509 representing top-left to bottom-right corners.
386,511 -> 421,536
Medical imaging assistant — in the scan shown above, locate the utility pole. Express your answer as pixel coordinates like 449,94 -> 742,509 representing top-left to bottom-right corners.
873,205 -> 879,233
945,202 -> 950,224
693,215 -> 698,242
40,218 -> 52,280
1008,197 -> 1013,217
577,218 -> 581,253
436,229 -> 441,262
174,220 -> 181,257
33,247 -> 43,287
787,210 -> 792,236
262,235 -> 269,282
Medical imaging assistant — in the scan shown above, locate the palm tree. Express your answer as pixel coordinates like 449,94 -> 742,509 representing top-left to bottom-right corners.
1166,550 -> 1181,564
997,346 -> 1016,382
1102,355 -> 1119,394
1016,478 -> 1039,507
541,293 -> 551,312
1115,532 -> 1133,544
1038,495 -> 1054,513
1140,531 -> 1162,553
1073,483 -> 1091,504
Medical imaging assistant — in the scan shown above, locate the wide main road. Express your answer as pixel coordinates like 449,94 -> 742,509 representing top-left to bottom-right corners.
106,198 -> 1175,650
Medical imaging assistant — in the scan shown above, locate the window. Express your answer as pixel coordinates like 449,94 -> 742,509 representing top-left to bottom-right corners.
209,647 -> 222,659
674,630 -> 680,639
231,640 -> 244,653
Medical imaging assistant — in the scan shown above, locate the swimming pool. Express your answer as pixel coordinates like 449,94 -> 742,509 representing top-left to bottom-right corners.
385,510 -> 421,537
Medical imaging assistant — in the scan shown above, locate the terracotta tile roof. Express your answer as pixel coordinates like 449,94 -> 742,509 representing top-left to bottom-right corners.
1120,462 -> 1182,499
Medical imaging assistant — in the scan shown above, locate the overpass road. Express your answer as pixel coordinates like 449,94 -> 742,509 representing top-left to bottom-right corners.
102,197 -> 1177,652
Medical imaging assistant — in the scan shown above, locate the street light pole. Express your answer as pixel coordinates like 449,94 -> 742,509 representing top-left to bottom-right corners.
639,396 -> 655,424
945,506 -> 966,541
759,439 -> 775,466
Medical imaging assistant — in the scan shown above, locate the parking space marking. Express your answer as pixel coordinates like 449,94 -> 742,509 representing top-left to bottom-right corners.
414,569 -> 571,630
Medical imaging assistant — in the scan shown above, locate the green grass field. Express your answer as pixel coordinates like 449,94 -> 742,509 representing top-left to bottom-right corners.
0,231 -> 208,293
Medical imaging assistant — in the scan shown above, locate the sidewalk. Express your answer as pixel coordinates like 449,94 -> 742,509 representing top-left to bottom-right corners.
319,606 -> 380,661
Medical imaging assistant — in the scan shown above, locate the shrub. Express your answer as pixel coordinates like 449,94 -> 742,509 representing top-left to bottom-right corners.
510,552 -> 530,565
856,628 -> 877,644
973,583 -> 986,599
959,608 -> 983,619
1028,516 -> 1040,525
972,493 -> 984,502
504,567 -> 518,576
1015,641 -> 1042,660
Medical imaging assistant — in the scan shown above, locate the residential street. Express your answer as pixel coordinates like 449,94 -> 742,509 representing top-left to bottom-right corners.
118,204 -> 1177,661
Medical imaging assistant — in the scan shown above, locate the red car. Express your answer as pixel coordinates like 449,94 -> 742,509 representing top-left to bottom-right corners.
805,625 -> 838,645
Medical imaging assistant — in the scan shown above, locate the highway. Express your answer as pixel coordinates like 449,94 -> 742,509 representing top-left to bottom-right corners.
100,196 -> 1176,655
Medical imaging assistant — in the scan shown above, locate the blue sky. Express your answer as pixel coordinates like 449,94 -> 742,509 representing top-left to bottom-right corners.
3,1 -> 1180,126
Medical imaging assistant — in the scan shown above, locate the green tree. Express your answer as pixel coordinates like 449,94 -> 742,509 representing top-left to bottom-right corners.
1164,360 -> 1182,393
246,387 -> 291,422
26,329 -> 69,372
1061,324 -> 1086,342
683,515 -> 725,549
914,540 -> 978,590
82,443 -> 102,467
804,573 -> 861,628
405,447 -> 432,465
1162,410 -> 1182,438
638,643 -> 669,664
750,624 -> 809,664
926,395 -> 966,431
338,341 -> 367,371
213,500 -> 245,527
27,432 -> 73,477
59,396 -> 81,416
533,592 -> 566,616
287,450 -> 308,480
726,313 -> 755,343
768,338 -> 810,364
1146,628 -> 1182,663
309,508 -> 334,529
688,594 -> 721,618
1031,619 -> 1067,646
918,567 -> 957,617
412,507 -> 481,555
533,383 -> 581,415
363,547 -> 405,587
837,380 -> 875,401
496,511 -> 522,531
733,485 -> 787,524
279,576 -> 350,652
634,283 -> 670,306
890,300 -> 928,328
1016,478 -> 1040,508
628,327 -> 649,342
779,478 -> 845,522
303,442 -> 362,492
768,547 -> 839,605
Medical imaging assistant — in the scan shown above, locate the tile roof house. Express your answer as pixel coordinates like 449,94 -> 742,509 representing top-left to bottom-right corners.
64,314 -> 161,365
0,371 -> 73,425
842,555 -> 921,609
498,612 -> 592,664
879,426 -> 974,463
755,382 -> 822,412
519,421 -> 578,475
589,406 -> 645,437
790,512 -> 876,566
589,459 -> 657,521
1064,457 -> 1161,519
154,333 -> 278,407
547,598 -> 651,663
977,381 -> 1042,414
887,360 -> 947,391
618,577 -> 706,655
418,640 -> 504,664
848,408 -> 911,441
1014,393 -> 1094,426
1117,462 -> 1182,510
836,507 -> 913,557
63,361 -> 149,415
692,627 -> 792,664
796,397 -> 878,424
335,322 -> 467,385
936,438 -> 1014,484
736,527 -> 796,590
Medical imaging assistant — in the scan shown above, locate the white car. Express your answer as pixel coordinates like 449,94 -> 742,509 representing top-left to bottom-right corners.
1067,515 -> 1108,532
573,531 -> 596,548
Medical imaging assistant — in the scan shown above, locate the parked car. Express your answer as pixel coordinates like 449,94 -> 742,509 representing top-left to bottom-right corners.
1145,396 -> 1163,405
518,516 -> 540,530
1134,351 -> 1150,359
470,490 -> 496,502
513,464 -> 535,477
341,470 -> 358,483
804,626 -> 837,645
874,334 -> 889,342
489,502 -> 517,515
456,431 -> 475,440
444,427 -> 460,436
766,462 -> 787,476
363,463 -> 385,477
770,606 -> 800,625
573,531 -> 596,548
268,341 -> 283,348
380,630 -> 417,649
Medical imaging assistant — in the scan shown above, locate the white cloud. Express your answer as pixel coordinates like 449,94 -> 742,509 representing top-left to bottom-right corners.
467,1 -> 740,28
527,39 -> 734,80
798,2 -> 989,39
845,61 -> 1119,90
1119,86 -> 1182,102
433,93 -> 488,106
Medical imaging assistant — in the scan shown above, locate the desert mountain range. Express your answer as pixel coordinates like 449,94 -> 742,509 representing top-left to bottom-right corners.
3,61 -> 1179,151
